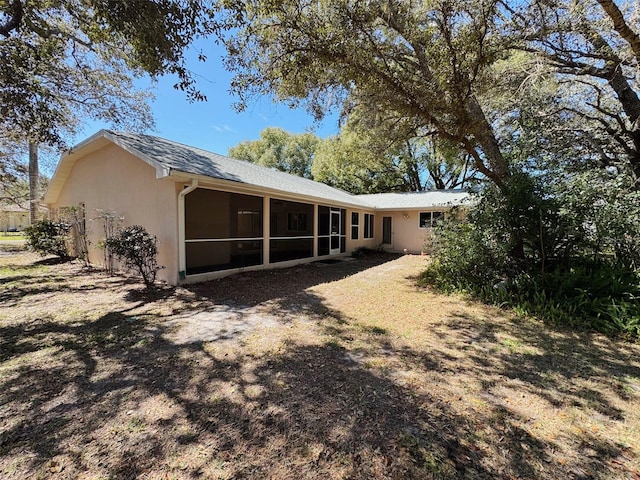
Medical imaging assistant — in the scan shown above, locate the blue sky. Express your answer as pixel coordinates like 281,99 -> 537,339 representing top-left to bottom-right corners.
75,39 -> 339,162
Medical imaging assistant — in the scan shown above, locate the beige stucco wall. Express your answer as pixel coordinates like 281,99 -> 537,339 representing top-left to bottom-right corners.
345,208 -> 379,253
376,210 -> 443,253
51,144 -> 180,284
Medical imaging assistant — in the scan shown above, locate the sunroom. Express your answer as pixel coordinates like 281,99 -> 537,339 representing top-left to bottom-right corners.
181,186 -> 356,282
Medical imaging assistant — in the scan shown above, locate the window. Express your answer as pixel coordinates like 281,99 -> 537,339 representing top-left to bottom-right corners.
351,212 -> 359,240
364,213 -> 374,239
419,211 -> 445,228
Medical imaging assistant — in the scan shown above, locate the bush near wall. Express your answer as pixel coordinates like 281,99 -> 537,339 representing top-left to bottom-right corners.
106,225 -> 163,288
24,220 -> 72,260
420,174 -> 640,339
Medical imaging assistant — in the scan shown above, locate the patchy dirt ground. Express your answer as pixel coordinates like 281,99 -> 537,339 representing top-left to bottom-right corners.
1,251 -> 640,479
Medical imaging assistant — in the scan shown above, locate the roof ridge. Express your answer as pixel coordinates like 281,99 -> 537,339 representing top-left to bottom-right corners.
109,130 -> 366,199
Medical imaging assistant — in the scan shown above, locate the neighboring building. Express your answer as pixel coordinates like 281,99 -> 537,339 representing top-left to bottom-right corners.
44,130 -> 469,285
0,201 -> 46,232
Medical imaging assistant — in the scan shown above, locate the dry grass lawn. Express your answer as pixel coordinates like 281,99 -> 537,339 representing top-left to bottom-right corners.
1,250 -> 639,479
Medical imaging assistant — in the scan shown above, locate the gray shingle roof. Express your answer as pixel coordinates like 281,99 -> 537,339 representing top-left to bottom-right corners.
356,190 -> 470,209
47,130 -> 470,209
108,131 -> 367,207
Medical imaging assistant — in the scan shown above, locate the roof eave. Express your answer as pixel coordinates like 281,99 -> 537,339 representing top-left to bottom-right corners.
166,170 -> 377,210
44,130 -> 173,204
372,202 -> 470,211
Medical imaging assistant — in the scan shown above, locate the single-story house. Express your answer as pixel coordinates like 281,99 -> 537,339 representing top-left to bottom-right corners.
44,130 -> 469,284
0,201 -> 47,232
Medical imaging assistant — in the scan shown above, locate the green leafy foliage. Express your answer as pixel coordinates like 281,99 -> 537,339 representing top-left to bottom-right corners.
423,261 -> 640,338
1,0 -> 217,149
106,225 -> 163,288
555,170 -> 640,271
312,111 -> 475,194
228,127 -> 320,178
421,173 -> 640,338
24,220 -> 71,260
312,131 -> 406,194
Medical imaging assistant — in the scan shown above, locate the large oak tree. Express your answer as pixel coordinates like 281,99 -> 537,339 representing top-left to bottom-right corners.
511,0 -> 640,186
222,0 -> 513,189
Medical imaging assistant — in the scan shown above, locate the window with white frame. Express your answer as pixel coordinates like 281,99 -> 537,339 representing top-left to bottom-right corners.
351,212 -> 359,240
419,211 -> 444,228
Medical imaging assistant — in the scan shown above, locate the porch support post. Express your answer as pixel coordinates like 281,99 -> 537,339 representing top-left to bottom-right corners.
313,203 -> 318,257
263,195 -> 270,266
178,179 -> 198,281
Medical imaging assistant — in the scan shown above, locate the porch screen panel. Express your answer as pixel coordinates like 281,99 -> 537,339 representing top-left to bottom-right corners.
318,206 -> 330,235
186,189 -> 231,239
186,240 -> 263,274
318,237 -> 330,256
318,206 -> 331,256
185,189 -> 263,274
269,238 -> 314,263
340,209 -> 346,253
269,199 -> 315,263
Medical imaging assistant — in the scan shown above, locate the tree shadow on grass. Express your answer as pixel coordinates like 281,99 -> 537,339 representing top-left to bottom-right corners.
1,255 -> 639,479
0,280 -> 501,479
291,289 -> 640,479
0,259 -> 139,307
0,307 -> 499,479
172,254 -> 401,308
439,312 -> 640,419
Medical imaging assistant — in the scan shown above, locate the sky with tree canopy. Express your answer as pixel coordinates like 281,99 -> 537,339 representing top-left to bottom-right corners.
71,38 -> 338,177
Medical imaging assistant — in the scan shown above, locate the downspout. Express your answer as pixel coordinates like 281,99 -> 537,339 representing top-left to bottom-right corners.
177,179 -> 198,281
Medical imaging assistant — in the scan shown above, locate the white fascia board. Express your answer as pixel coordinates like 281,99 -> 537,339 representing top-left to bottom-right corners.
166,170 -> 376,210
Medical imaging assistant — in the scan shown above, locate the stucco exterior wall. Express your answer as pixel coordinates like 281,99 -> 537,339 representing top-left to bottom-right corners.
345,208 -> 379,253
51,144 -> 179,284
377,210 -> 441,253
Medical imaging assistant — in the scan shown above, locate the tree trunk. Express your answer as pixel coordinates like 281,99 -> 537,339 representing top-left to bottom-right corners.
583,26 -> 640,186
464,97 -> 511,188
28,141 -> 39,225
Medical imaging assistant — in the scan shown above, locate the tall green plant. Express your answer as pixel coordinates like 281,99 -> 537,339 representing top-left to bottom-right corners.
422,172 -> 640,338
